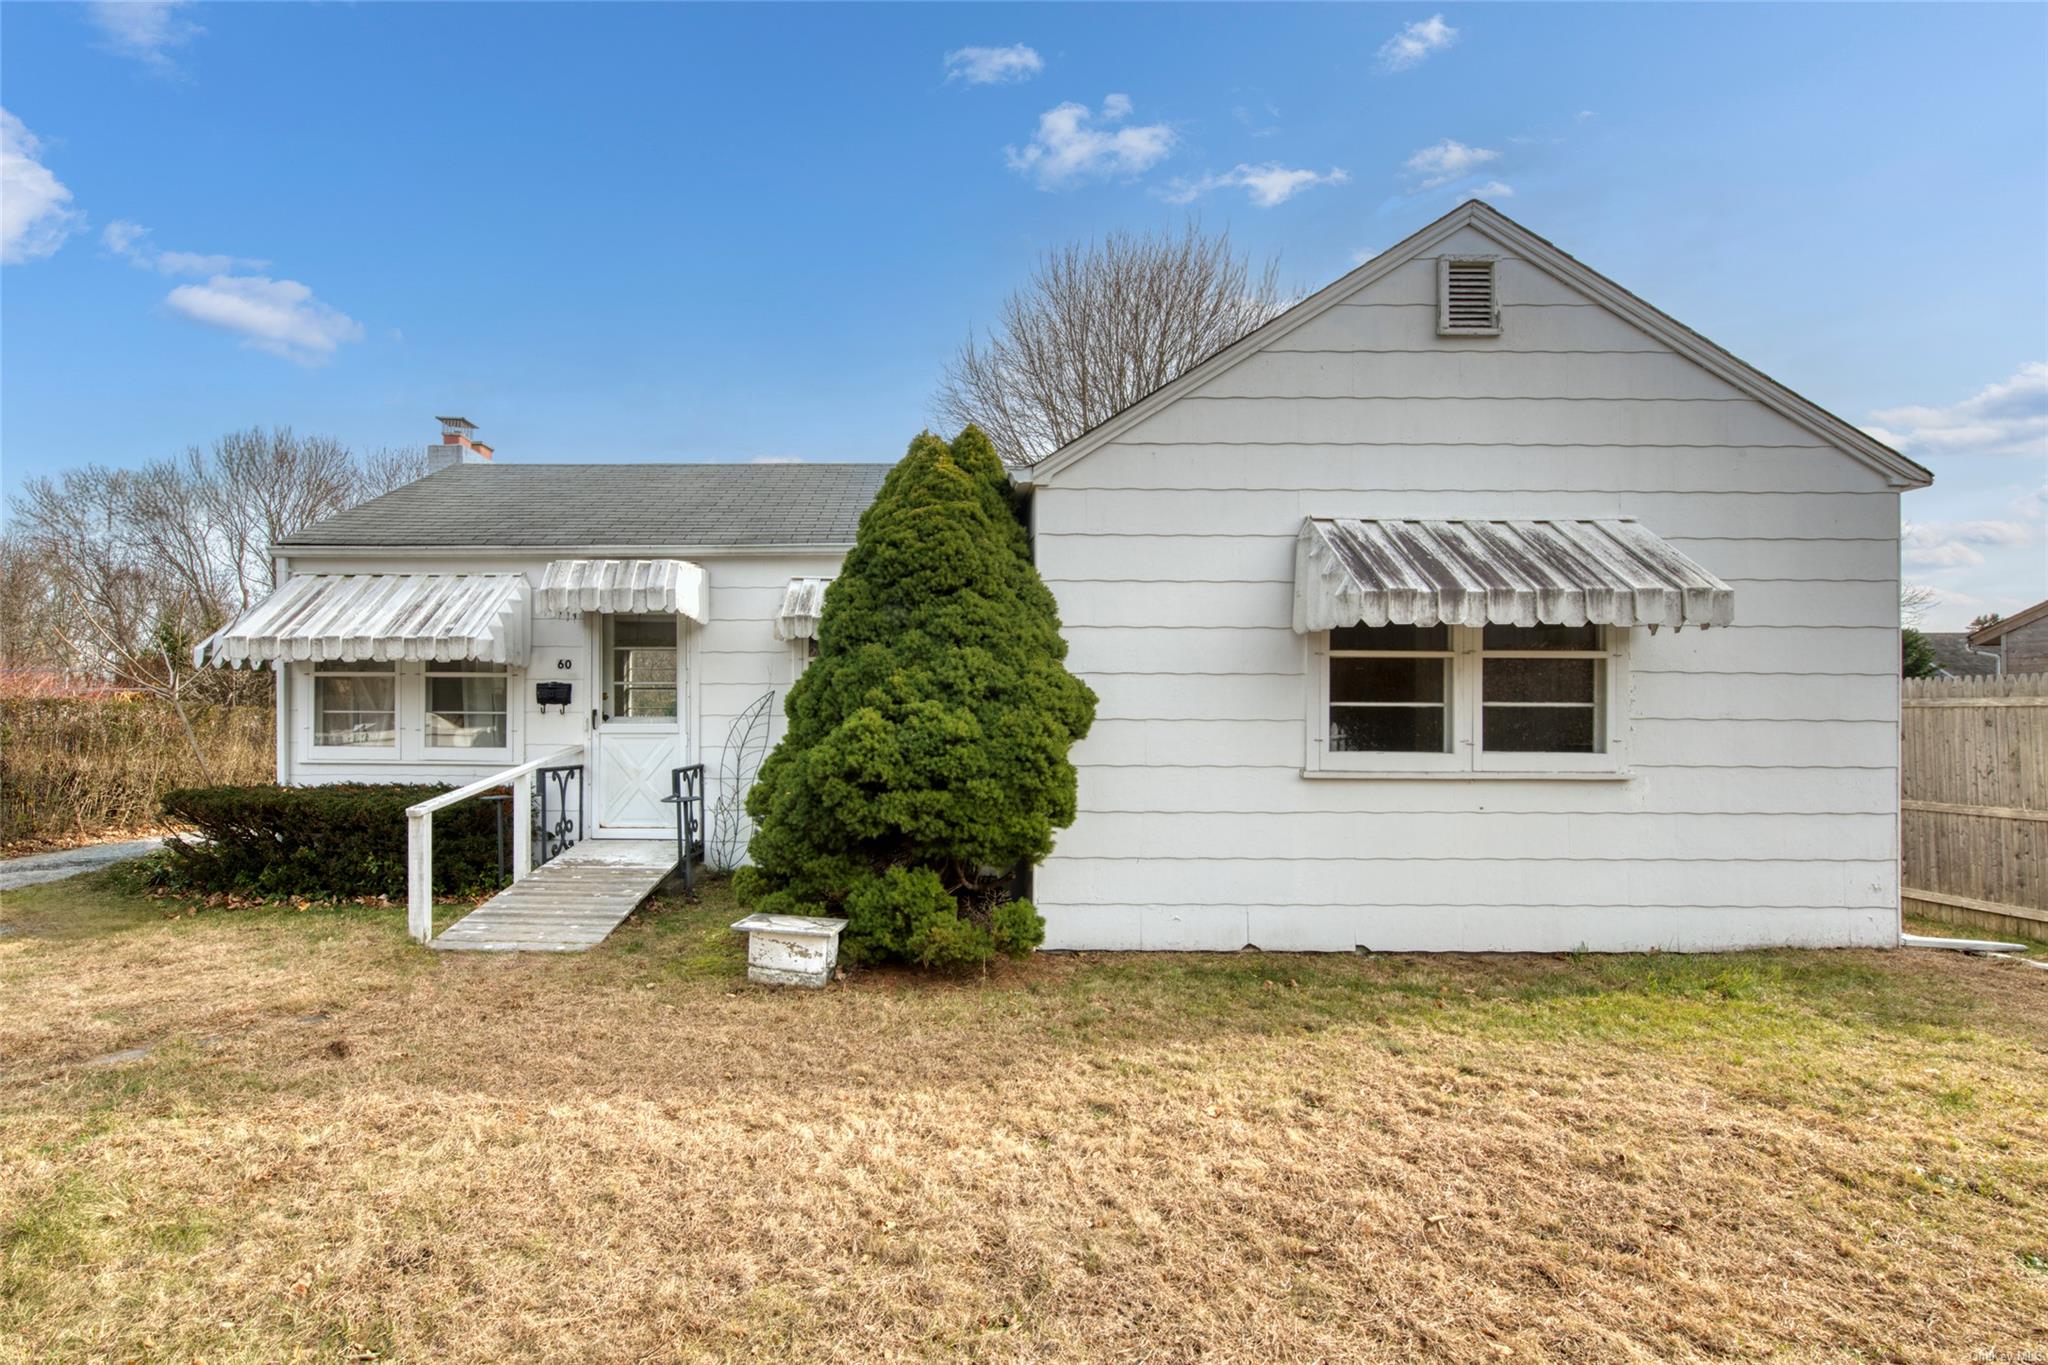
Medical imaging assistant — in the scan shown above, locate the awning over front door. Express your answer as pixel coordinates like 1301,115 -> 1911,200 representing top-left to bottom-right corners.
1293,517 -> 1735,632
195,572 -> 531,666
537,558 -> 707,621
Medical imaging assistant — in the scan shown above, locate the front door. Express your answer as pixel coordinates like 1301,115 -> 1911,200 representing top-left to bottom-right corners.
594,614 -> 683,833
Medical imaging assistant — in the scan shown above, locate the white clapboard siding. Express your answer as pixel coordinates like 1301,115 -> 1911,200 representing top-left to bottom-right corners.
1192,349 -> 1754,402
1081,670 -> 1898,726
1051,811 -> 1896,863
1035,489 -> 1900,540
1059,625 -> 1898,678
1122,396 -> 1830,450
1037,532 -> 1901,584
1035,904 -> 1896,953
1036,858 -> 1897,910
1068,716 -> 1896,771
1267,303 -> 1667,354
1626,671 -> 1899,722
1053,577 -> 1897,632
1052,445 -> 1885,495
1026,210 -> 1905,951
1073,765 -> 1901,816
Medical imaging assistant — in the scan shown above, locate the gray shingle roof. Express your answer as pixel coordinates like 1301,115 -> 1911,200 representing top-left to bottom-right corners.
279,463 -> 892,549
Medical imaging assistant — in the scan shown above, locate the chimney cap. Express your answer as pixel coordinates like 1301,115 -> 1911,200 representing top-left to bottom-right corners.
436,416 -> 478,432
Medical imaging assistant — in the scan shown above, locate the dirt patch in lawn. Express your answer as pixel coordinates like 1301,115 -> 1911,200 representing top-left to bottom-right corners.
3,875 -> 2045,1363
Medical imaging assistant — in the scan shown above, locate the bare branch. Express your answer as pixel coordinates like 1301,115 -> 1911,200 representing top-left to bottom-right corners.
935,220 -> 1292,466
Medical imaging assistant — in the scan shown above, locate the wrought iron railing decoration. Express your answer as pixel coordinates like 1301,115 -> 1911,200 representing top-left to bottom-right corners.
664,764 -> 707,892
480,791 -> 513,887
534,763 -> 585,867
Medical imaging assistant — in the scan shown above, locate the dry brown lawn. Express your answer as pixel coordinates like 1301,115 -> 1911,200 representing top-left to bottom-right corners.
2,874 -> 2045,1364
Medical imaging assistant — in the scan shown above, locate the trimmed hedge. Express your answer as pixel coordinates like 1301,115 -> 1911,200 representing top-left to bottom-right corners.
159,784 -> 510,898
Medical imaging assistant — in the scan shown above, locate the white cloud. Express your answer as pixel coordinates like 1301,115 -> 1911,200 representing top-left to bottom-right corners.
1006,94 -> 1175,188
1162,162 -> 1349,208
1403,138 -> 1499,189
87,0 -> 200,73
1377,15 -> 1458,72
1473,179 -> 1515,199
102,219 -> 266,275
944,44 -> 1043,85
1901,519 -> 2037,570
1,109 -> 84,265
163,274 -> 364,364
1863,362 -> 2048,461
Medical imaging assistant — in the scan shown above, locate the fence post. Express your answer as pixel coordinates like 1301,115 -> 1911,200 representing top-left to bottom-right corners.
407,808 -> 434,944
511,770 -> 533,882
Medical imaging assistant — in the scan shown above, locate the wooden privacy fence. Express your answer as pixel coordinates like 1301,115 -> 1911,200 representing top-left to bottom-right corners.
1901,674 -> 2047,940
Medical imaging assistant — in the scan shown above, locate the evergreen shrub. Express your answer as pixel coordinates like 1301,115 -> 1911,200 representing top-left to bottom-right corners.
159,783 -> 507,897
735,426 -> 1095,968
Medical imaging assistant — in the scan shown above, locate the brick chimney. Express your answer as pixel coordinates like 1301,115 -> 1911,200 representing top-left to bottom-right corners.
427,416 -> 494,472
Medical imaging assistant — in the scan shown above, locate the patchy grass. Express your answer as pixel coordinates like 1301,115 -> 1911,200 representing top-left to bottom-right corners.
3,874 -> 2045,1363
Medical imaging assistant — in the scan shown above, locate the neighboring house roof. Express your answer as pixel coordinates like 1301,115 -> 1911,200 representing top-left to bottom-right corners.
1924,633 -> 2001,678
1968,598 -> 2048,646
1018,199 -> 1935,491
277,463 -> 892,551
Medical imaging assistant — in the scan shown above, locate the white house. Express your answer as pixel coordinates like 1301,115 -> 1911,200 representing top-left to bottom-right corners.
199,201 -> 1932,953
198,437 -> 886,849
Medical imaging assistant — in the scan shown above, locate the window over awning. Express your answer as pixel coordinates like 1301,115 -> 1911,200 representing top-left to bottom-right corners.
537,559 -> 706,621
1294,517 -> 1734,632
195,573 -> 531,667
774,577 -> 832,641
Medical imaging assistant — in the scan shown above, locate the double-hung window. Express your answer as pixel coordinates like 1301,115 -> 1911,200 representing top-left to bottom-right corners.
1327,625 -> 1453,756
1480,624 -> 1604,757
1310,623 -> 1625,776
425,660 -> 510,752
312,661 -> 398,752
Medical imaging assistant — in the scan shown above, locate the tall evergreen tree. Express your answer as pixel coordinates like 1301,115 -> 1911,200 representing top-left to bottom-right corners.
734,427 -> 1096,968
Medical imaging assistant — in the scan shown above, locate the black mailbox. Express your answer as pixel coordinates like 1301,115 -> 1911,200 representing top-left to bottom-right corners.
535,681 -> 572,711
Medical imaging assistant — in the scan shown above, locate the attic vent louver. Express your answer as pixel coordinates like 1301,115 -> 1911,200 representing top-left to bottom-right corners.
1438,257 -> 1500,336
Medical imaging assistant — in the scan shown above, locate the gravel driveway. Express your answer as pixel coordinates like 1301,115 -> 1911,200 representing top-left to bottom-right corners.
0,839 -> 166,892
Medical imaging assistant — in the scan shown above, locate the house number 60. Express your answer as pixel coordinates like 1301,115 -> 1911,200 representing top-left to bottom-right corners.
555,658 -> 573,670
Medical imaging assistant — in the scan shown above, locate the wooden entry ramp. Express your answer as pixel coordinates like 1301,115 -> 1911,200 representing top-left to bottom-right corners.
430,839 -> 676,952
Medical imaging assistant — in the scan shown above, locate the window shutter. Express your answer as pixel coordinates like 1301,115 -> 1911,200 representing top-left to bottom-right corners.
1438,257 -> 1500,336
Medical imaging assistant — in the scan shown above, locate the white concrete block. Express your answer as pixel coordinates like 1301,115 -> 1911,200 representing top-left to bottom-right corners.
731,913 -> 847,988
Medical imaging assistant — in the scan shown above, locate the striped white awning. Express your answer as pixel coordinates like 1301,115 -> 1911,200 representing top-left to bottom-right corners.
1294,517 -> 1734,632
537,559 -> 707,620
196,573 -> 531,667
774,577 -> 832,641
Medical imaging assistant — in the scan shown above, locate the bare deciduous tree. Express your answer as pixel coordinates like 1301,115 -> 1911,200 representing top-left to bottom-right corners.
5,427 -> 427,768
934,221 -> 1291,466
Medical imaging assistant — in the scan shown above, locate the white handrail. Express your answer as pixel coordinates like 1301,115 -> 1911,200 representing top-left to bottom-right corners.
406,745 -> 584,944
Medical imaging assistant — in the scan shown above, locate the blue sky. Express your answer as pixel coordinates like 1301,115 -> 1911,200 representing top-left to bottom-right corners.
2,1 -> 2043,628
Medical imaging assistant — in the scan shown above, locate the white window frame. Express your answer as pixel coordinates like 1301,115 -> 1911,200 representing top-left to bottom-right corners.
788,633 -> 820,682
605,614 -> 681,723
1312,627 -> 1463,775
422,659 -> 514,762
1305,625 -> 1630,780
306,660 -> 400,759
296,658 -> 526,766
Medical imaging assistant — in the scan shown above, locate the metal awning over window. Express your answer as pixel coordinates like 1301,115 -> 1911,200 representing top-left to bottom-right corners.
1294,517 -> 1734,632
195,573 -> 531,667
774,577 -> 832,641
537,559 -> 707,620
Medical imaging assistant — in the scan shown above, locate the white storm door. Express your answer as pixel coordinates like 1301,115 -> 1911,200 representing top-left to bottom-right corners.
594,614 -> 684,833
